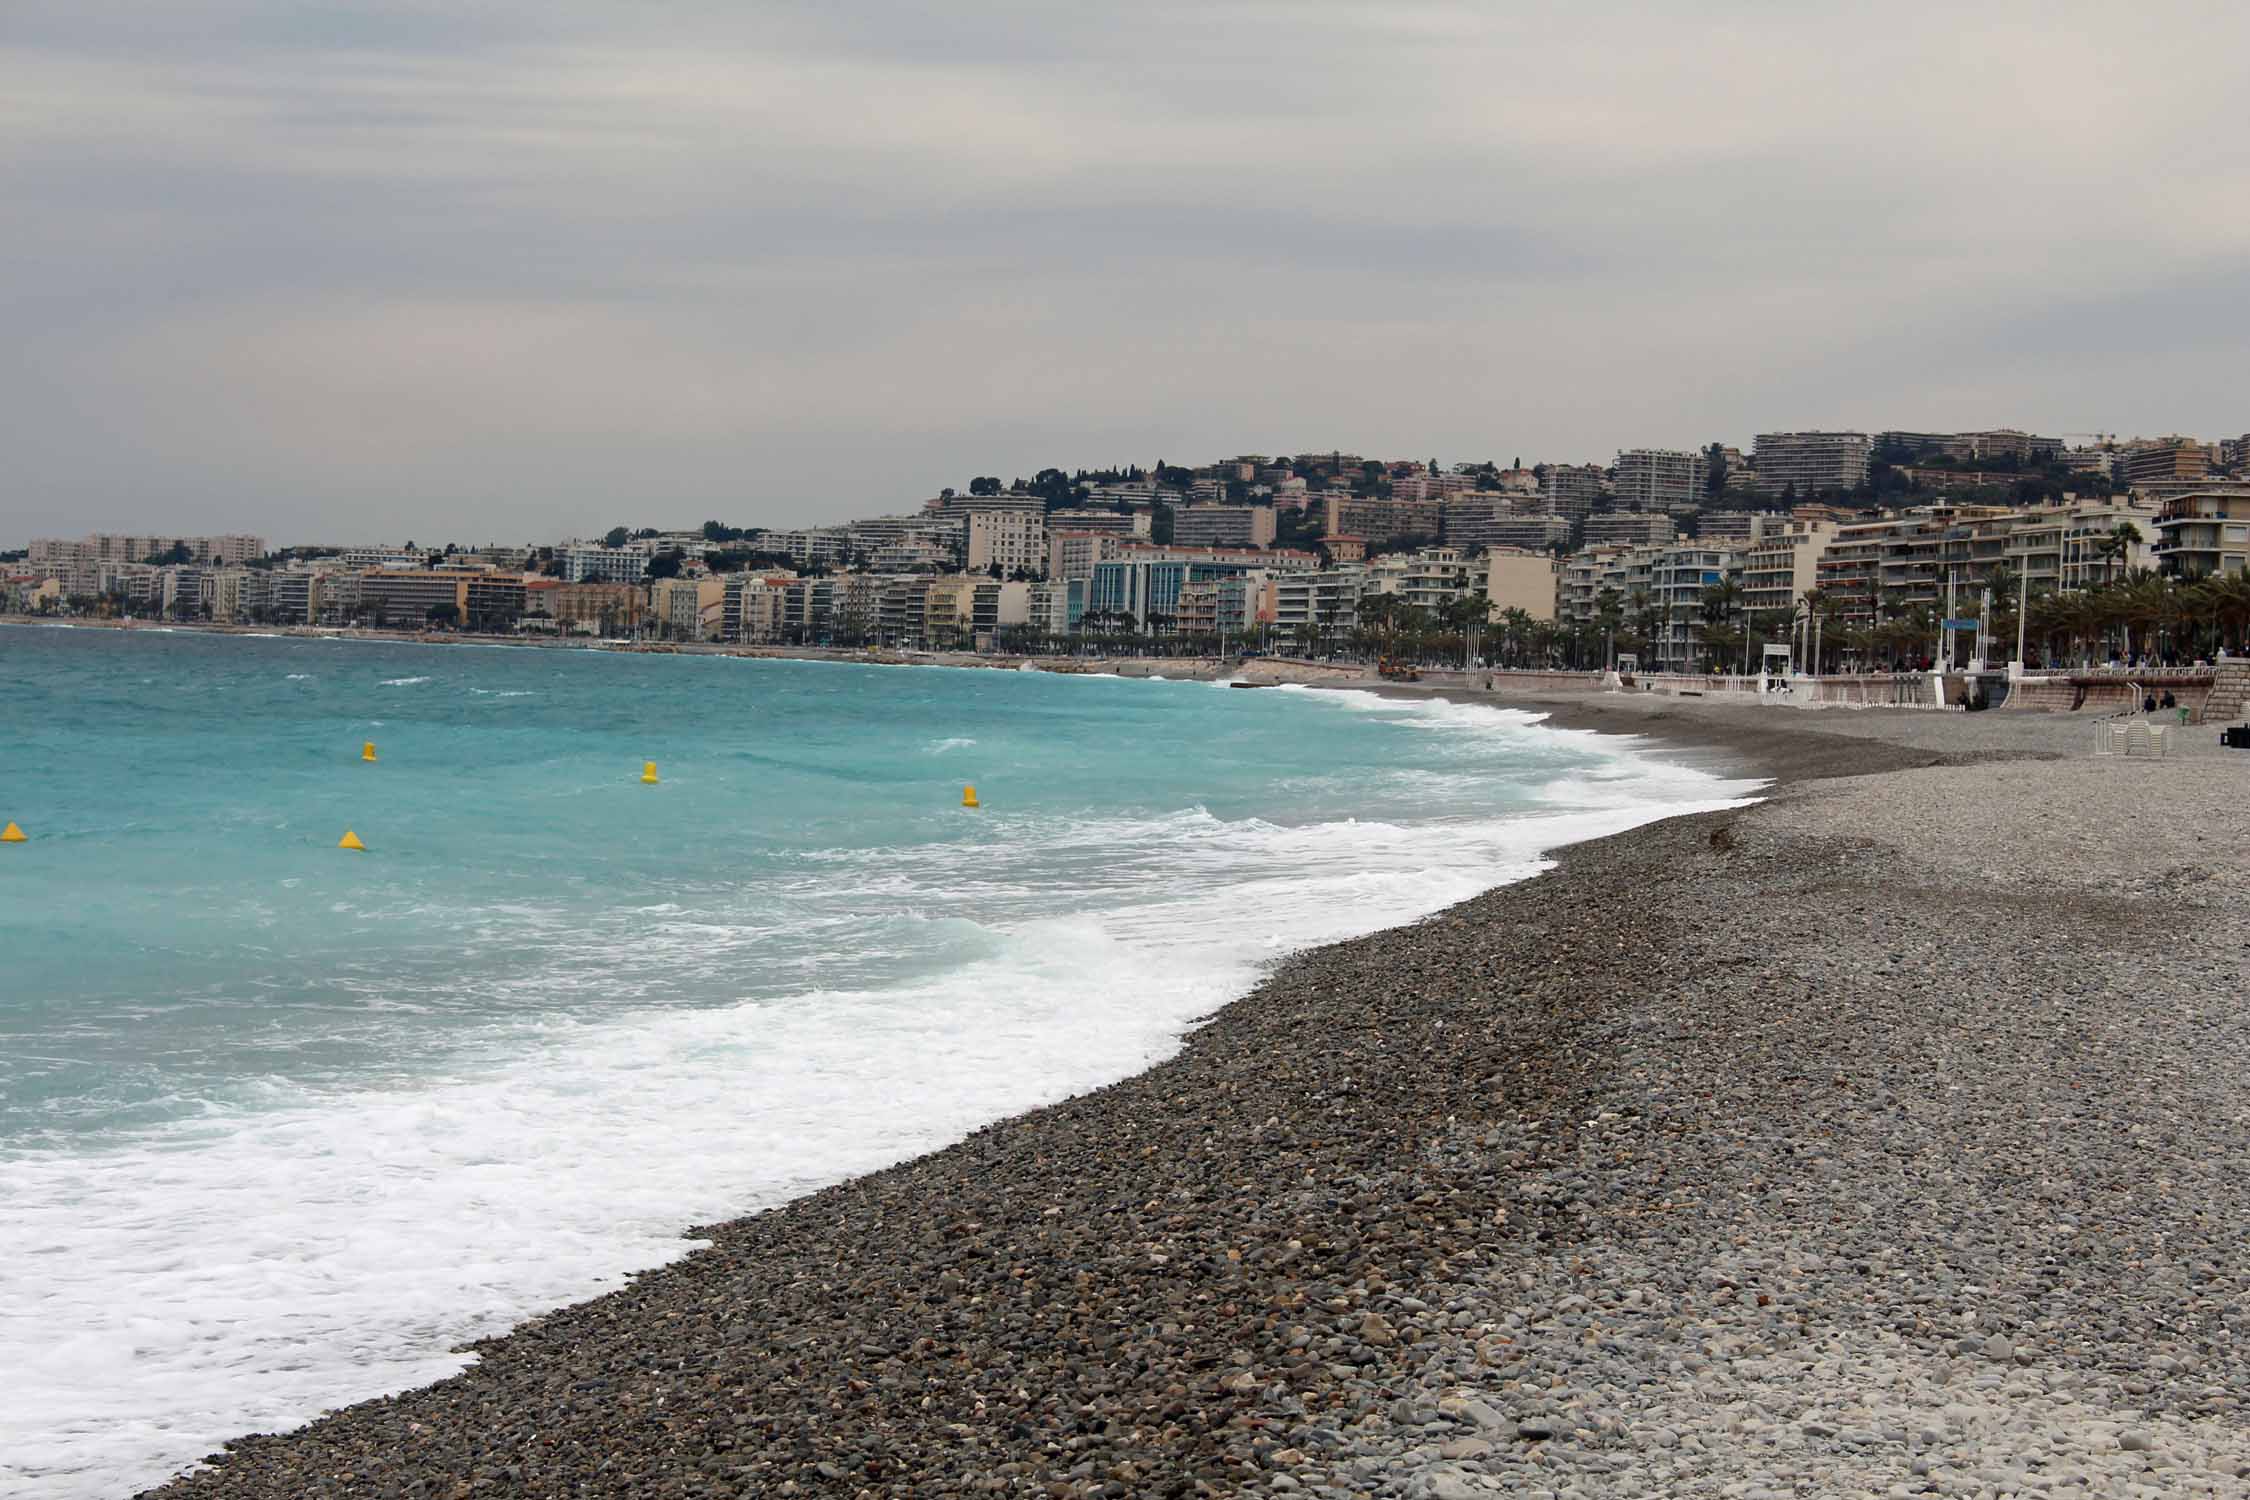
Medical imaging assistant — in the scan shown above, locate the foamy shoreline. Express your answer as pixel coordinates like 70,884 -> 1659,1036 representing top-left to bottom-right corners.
140,706 -> 2240,1499
11,629 -> 1754,1498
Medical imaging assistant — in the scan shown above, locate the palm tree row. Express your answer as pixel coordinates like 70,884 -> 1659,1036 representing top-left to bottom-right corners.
1780,567 -> 2250,673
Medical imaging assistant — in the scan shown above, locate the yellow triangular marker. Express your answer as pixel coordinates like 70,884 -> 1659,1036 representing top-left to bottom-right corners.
1,822 -> 25,843
641,762 -> 660,785
338,830 -> 367,851
962,785 -> 980,809
362,742 -> 378,763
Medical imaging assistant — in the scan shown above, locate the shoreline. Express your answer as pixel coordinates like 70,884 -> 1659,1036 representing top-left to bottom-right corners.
122,666 -> 2249,1494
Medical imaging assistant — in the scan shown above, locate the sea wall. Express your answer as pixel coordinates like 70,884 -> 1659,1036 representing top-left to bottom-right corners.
2005,671 -> 2217,721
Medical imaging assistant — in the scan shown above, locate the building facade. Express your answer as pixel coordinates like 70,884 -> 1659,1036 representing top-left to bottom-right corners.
1753,431 -> 1871,498
964,510 -> 1048,576
2152,488 -> 2250,577
1171,505 -> 1277,549
1613,449 -> 1707,513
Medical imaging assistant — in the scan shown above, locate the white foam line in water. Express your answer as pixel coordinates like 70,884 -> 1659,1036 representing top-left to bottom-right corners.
0,736 -> 1754,1499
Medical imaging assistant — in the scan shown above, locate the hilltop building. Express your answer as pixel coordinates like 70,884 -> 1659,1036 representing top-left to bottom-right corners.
1753,432 -> 1871,498
1613,449 -> 1707,513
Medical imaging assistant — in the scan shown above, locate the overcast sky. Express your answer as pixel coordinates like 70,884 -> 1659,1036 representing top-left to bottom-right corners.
5,1 -> 2246,544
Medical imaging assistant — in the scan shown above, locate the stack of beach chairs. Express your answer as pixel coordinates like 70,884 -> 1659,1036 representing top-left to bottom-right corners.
2094,718 -> 2170,758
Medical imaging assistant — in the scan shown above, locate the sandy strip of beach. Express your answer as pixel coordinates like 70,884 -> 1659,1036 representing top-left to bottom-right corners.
139,702 -> 2250,1499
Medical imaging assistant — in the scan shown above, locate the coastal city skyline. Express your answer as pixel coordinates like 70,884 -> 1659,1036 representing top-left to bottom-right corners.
10,422 -> 2244,552
12,425 -> 2247,679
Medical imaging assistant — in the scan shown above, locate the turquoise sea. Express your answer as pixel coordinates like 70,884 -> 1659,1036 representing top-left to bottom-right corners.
0,624 -> 1753,1497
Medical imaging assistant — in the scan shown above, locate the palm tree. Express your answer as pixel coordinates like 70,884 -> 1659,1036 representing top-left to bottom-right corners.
2101,522 -> 2144,583
1977,564 -> 2019,664
1494,606 -> 1532,667
1593,587 -> 1624,668
1796,586 -> 1838,674
1697,576 -> 1744,672
1441,592 -> 1491,666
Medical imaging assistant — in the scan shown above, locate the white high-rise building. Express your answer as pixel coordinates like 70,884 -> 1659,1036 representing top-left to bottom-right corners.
1752,432 -> 1871,498
1613,449 -> 1708,513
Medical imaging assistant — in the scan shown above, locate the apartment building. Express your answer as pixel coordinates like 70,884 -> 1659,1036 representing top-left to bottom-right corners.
1694,510 -> 1769,545
1021,580 -> 1073,635
1084,560 -> 1187,627
1171,504 -> 1277,549
1613,449 -> 1707,513
1752,431 -> 1871,498
1812,506 -> 2014,624
1177,572 -> 1274,637
1555,545 -> 1663,629
1083,480 -> 1176,509
28,534 -> 266,593
1997,497 -> 2161,590
1084,553 -> 1287,628
1892,466 -> 2029,495
1045,509 -> 1151,538
1877,430 -> 2063,466
1363,547 -> 1476,613
651,576 -> 724,641
264,571 -> 322,625
964,510 -> 1048,576
926,490 -> 1044,518
1539,464 -> 1607,521
1272,567 -> 1368,635
1321,496 -> 1444,545
1647,546 -> 1738,669
1739,519 -> 1837,620
2152,487 -> 2250,578
862,536 -> 956,573
2122,437 -> 2211,488
758,528 -> 854,570
558,545 -> 649,584
847,513 -> 964,562
340,546 -> 428,571
1115,542 -> 1315,573
208,568 -> 271,624
1582,511 -> 1677,548
544,581 -> 643,635
356,569 -> 464,622
161,567 -> 212,619
718,573 -> 794,643
463,574 -> 528,631
1484,548 -> 1558,622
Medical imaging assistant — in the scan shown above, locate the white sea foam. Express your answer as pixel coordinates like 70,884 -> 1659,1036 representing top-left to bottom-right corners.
284,673 -> 313,680
378,676 -> 432,687
923,736 -> 977,754
0,703 -> 1757,1499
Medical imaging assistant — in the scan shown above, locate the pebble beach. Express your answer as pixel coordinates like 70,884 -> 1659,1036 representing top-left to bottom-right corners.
139,697 -> 2250,1499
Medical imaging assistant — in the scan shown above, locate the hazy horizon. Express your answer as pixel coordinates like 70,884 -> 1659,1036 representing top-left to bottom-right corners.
6,1 -> 2247,544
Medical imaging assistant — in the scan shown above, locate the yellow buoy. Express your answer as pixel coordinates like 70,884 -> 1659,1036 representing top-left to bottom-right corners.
962,785 -> 980,809
641,761 -> 660,785
362,741 -> 378,763
338,830 -> 367,851
1,821 -> 25,843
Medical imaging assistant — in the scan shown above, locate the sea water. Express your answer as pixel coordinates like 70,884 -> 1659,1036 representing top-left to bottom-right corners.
0,626 -> 1755,1496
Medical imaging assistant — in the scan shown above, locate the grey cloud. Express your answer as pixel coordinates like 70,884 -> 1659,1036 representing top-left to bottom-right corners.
2,1 -> 2247,543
